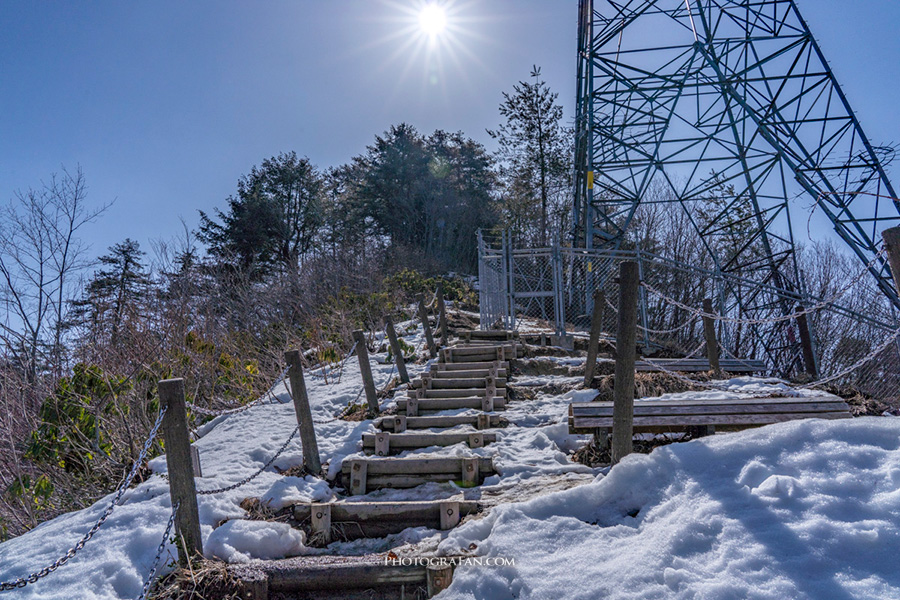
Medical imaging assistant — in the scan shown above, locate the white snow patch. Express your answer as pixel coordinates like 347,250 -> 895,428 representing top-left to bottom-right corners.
205,519 -> 307,563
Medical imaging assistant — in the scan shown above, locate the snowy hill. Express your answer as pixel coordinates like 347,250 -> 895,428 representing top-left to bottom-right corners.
1,322 -> 898,599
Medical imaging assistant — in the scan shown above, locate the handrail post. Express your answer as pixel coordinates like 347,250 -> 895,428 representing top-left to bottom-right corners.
611,262 -> 639,465
284,350 -> 322,474
159,378 -> 203,564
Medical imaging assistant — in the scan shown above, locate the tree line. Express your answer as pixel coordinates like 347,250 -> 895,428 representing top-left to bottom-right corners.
0,70 -> 571,538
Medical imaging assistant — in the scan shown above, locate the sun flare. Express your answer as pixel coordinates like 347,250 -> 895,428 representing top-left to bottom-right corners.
419,4 -> 447,37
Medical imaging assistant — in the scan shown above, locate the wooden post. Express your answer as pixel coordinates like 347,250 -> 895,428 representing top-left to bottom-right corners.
427,565 -> 453,597
439,500 -> 460,530
461,457 -> 479,486
476,414 -> 490,430
702,299 -> 720,374
311,503 -> 332,545
407,396 -> 419,417
417,294 -> 437,358
159,378 -> 203,563
349,460 -> 367,495
285,350 -> 322,474
795,307 -> 819,379
374,432 -> 390,457
467,433 -> 484,448
611,262 -> 639,466
584,290 -> 606,387
190,446 -> 202,477
882,227 -> 900,295
352,330 -> 380,414
437,282 -> 449,346
393,415 -> 407,433
383,315 -> 410,384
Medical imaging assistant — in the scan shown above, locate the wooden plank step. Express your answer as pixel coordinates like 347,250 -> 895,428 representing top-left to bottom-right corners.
295,500 -> 482,542
230,554 -> 461,596
432,361 -> 510,371
430,368 -> 508,379
398,397 -> 506,414
462,330 -> 518,341
342,457 -> 495,494
362,432 -> 497,455
342,456 -> 494,476
414,377 -> 508,389
441,348 -> 524,363
377,414 -> 501,432
409,387 -> 508,399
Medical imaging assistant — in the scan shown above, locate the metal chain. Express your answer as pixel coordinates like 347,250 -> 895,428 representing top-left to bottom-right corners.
135,502 -> 179,600
804,326 -> 900,388
0,407 -> 168,591
641,245 -> 887,326
196,426 -> 299,496
185,367 -> 289,417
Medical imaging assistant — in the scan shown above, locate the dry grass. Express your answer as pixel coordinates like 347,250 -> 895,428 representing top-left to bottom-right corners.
150,557 -> 243,599
590,372 -> 704,401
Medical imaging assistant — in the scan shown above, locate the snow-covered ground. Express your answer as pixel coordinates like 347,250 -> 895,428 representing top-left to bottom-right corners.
1,320 -> 898,600
438,417 -> 900,600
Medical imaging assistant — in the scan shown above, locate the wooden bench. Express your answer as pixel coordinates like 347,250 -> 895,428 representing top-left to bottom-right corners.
635,358 -> 766,373
568,396 -> 852,437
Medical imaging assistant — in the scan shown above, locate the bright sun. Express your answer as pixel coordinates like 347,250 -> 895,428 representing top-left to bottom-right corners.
419,4 -> 447,37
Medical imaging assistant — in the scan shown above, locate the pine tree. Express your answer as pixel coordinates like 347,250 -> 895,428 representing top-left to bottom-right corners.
489,66 -> 571,245
72,239 -> 150,345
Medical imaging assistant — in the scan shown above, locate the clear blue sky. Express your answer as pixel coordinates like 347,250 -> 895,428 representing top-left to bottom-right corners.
2,0 -> 899,260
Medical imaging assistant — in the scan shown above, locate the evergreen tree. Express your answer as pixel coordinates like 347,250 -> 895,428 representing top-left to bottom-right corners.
72,239 -> 150,345
198,152 -> 324,275
489,66 -> 571,245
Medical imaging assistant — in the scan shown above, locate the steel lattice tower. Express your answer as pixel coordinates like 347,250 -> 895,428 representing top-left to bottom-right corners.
573,0 -> 900,370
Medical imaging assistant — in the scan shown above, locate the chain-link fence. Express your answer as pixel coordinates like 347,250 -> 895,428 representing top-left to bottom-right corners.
478,233 -> 900,404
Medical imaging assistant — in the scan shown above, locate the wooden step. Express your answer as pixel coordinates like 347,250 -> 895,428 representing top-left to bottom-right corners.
398,397 -> 506,415
430,368 -> 508,379
341,457 -> 496,494
408,387 -> 508,399
413,377 -> 508,389
230,554 -> 460,598
441,347 -> 523,363
377,414 -> 501,432
295,500 -> 483,543
431,361 -> 510,371
461,330 -> 518,341
362,432 -> 497,455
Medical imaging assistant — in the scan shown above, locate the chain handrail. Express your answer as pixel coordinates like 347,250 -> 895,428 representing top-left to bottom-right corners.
135,502 -> 178,600
186,366 -> 290,417
196,426 -> 299,496
0,407 -> 168,591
